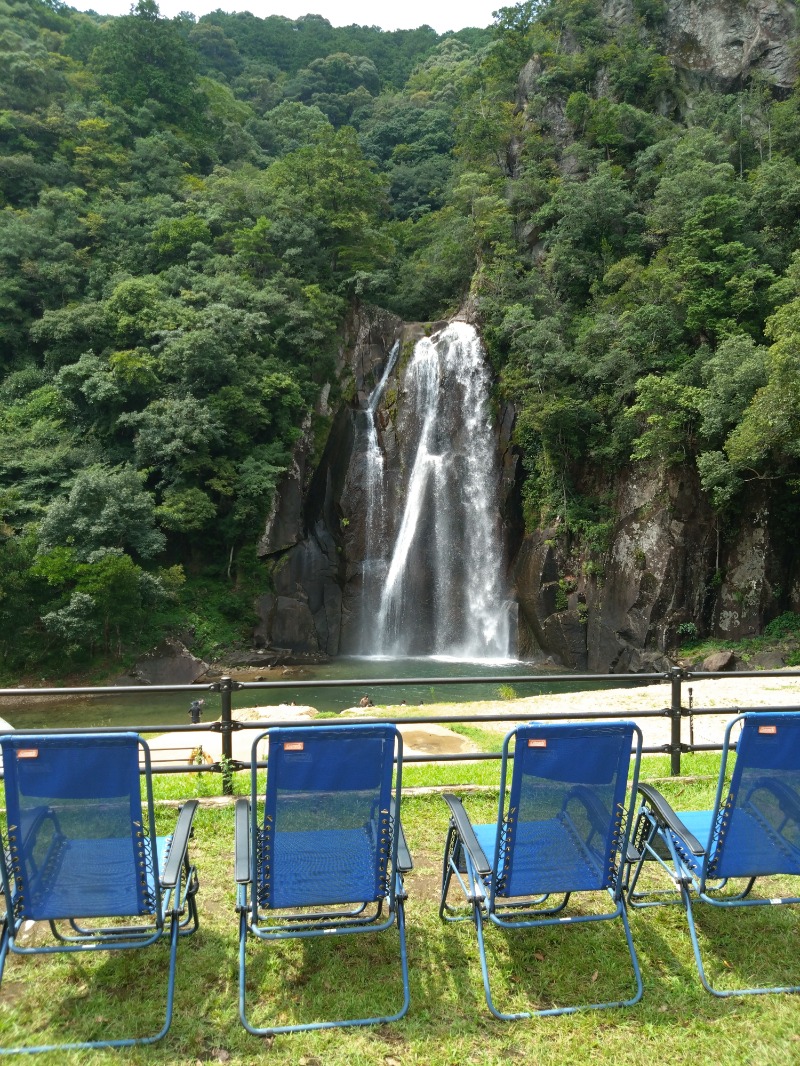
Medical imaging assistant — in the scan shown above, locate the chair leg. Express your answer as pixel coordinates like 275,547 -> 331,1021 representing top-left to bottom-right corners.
472,895 -> 643,1020
683,886 -> 800,997
238,896 -> 410,1036
0,918 -> 180,1054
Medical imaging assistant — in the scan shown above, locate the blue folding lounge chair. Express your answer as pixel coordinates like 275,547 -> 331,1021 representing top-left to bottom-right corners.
627,711 -> 800,996
439,720 -> 643,1019
235,722 -> 412,1035
0,732 -> 199,1055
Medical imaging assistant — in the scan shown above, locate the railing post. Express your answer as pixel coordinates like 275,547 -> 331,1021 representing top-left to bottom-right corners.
669,666 -> 684,777
219,675 -> 234,796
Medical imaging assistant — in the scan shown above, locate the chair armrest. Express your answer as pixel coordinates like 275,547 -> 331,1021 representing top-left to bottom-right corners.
442,793 -> 492,877
390,799 -> 413,872
235,797 -> 252,884
161,799 -> 199,889
638,783 -> 705,856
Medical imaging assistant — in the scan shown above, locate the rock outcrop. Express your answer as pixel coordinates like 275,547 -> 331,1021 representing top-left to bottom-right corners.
661,0 -> 797,92
513,467 -> 717,673
254,307 -> 403,658
132,639 -> 209,685
511,460 -> 800,672
252,306 -> 799,674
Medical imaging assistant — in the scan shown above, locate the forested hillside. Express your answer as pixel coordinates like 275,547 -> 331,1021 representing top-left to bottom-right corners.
2,0 -> 799,677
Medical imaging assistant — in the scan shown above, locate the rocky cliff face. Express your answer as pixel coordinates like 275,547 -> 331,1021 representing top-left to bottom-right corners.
519,0 -> 798,128
599,0 -> 798,90
513,466 -> 718,672
254,306 -> 405,659
661,0 -> 797,91
511,456 -> 799,672
253,309 -> 798,673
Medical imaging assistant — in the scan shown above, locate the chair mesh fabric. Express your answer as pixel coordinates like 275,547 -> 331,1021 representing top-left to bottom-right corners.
489,722 -> 634,897
710,713 -> 800,879
1,733 -> 155,920
258,724 -> 396,910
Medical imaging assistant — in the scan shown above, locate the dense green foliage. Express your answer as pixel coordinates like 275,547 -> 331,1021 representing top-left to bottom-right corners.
0,0 -> 489,675
1,0 -> 799,675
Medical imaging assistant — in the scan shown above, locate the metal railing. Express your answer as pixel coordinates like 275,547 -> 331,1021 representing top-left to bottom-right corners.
1,666 -> 799,793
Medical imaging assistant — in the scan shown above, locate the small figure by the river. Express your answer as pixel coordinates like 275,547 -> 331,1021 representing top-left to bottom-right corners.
188,698 -> 205,724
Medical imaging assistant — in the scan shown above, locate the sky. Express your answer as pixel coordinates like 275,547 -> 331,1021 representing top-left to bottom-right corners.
67,0 -> 502,34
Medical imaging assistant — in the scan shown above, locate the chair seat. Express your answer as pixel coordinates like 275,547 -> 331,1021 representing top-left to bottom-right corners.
671,809 -> 800,878
267,826 -> 381,909
473,816 -> 606,896
22,836 -> 166,921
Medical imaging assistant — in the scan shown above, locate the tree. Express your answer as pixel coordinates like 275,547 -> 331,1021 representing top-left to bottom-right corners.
37,463 -> 166,561
260,126 -> 390,283
89,0 -> 201,128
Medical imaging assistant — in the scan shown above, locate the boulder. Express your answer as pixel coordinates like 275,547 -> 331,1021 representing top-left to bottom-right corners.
133,639 -> 209,685
701,650 -> 737,672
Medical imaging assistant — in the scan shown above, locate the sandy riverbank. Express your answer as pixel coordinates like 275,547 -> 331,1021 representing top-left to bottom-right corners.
379,671 -> 800,750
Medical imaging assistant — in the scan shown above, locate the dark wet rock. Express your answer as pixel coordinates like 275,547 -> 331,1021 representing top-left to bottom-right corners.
133,639 -> 208,685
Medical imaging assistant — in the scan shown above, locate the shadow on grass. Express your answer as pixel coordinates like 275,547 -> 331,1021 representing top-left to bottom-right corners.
0,924 -> 234,1056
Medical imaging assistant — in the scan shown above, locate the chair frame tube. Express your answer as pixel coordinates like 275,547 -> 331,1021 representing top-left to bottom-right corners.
0,735 -> 199,1054
439,723 -> 644,1019
236,725 -> 411,1035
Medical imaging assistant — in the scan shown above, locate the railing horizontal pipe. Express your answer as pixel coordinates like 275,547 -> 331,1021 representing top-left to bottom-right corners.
0,684 -> 219,697
686,669 -> 800,680
685,704 -> 800,715
0,668 -> 797,780
230,672 -> 670,690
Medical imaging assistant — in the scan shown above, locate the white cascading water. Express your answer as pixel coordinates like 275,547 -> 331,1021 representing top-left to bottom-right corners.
357,341 -> 400,651
369,322 -> 512,660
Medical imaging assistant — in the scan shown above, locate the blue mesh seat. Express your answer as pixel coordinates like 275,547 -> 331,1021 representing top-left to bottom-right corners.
0,733 -> 199,1054
627,711 -> 800,996
235,723 -> 412,1035
439,721 -> 643,1019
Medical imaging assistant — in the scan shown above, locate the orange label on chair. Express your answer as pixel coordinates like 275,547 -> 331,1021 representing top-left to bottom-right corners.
283,741 -> 305,751
16,749 -> 38,759
758,725 -> 778,735
528,738 -> 547,748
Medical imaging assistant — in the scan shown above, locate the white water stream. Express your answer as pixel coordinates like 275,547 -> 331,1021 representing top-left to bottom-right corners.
356,341 -> 399,651
363,322 -> 512,660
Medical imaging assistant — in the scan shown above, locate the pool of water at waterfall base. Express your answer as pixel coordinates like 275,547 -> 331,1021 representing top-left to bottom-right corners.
0,657 -> 619,731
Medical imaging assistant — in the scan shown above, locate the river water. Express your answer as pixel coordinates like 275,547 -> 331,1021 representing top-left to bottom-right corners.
0,657 -> 603,731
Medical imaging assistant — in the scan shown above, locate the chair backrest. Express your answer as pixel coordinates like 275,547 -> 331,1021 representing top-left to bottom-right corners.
709,712 -> 800,879
256,723 -> 400,910
494,721 -> 638,899
0,733 -> 158,921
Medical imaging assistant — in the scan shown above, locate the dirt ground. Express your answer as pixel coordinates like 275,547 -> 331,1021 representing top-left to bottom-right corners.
381,670 -> 800,750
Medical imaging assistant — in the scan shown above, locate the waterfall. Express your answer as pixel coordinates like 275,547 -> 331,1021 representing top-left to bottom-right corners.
366,322 -> 512,661
357,341 -> 399,651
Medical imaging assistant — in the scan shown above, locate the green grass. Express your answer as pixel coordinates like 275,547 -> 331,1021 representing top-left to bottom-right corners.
2,761 -> 800,1063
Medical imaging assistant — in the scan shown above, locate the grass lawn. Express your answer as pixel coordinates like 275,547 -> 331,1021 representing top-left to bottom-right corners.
1,753 -> 800,1063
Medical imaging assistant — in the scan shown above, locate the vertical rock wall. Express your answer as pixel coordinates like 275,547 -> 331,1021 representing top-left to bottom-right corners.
254,307 -> 405,659
253,310 -> 799,671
